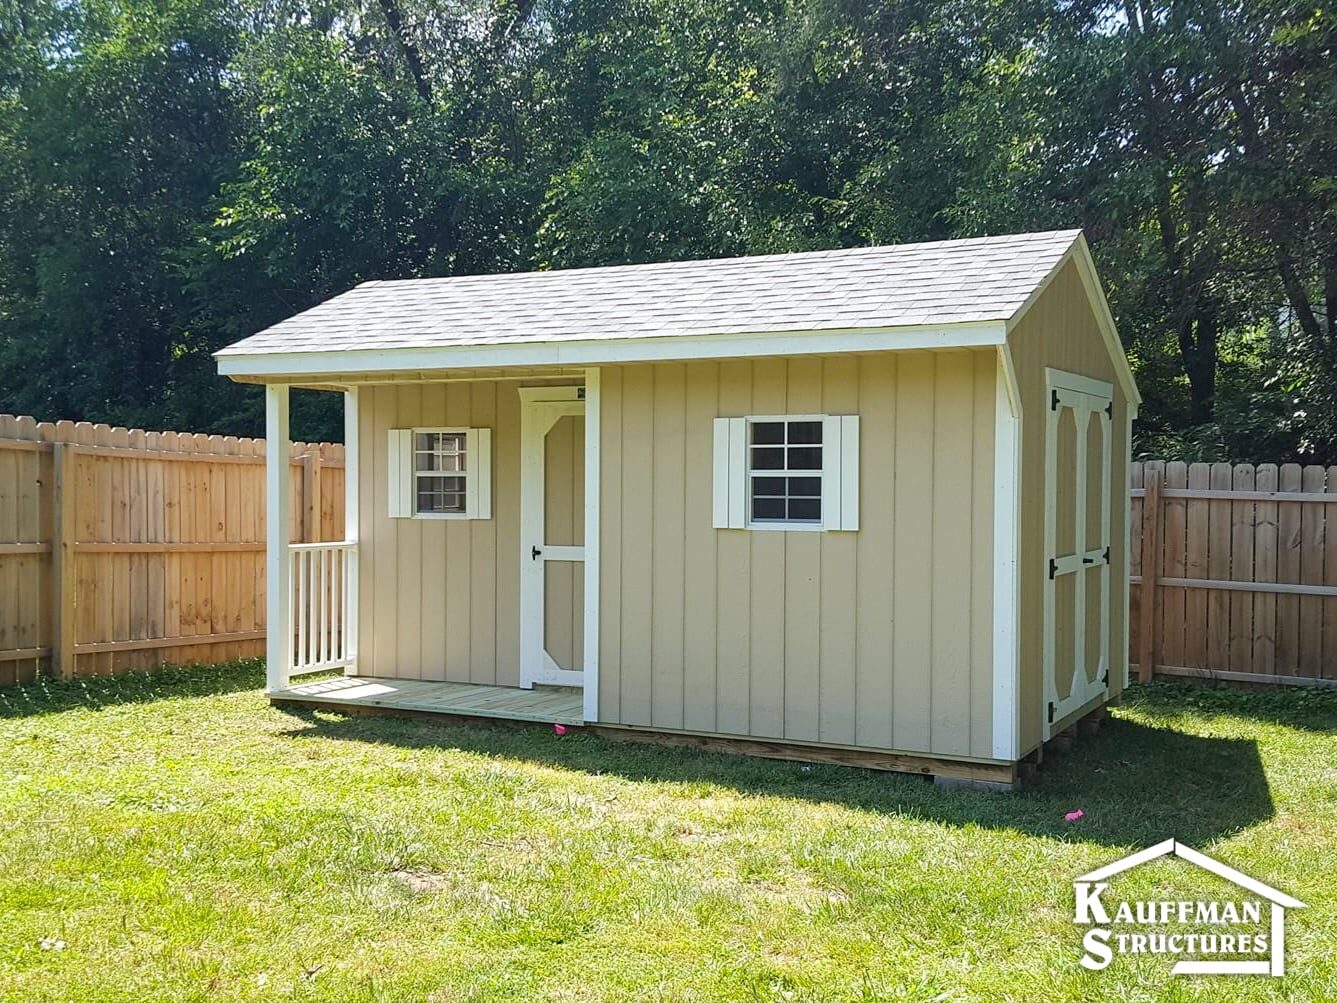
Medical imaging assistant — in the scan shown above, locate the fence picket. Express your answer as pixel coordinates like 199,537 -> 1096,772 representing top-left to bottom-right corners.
1184,463 -> 1210,670
1252,465 -> 1278,674
1276,465 -> 1304,676
1161,461 -> 1187,668
1299,466 -> 1325,678
1228,464 -> 1256,672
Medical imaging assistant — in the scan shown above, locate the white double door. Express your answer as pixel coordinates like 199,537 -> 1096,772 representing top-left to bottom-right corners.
1044,372 -> 1113,736
519,392 -> 586,689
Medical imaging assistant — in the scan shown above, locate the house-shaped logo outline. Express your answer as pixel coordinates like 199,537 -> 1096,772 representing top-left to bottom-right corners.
1074,838 -> 1305,976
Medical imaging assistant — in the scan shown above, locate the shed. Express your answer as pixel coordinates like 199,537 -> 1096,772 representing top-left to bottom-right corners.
217,228 -> 1140,787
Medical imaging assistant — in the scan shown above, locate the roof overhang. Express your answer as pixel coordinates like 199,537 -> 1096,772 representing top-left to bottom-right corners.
216,320 -> 1008,382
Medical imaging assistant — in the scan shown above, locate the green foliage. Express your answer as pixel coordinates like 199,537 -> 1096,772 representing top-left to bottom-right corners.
0,0 -> 1334,457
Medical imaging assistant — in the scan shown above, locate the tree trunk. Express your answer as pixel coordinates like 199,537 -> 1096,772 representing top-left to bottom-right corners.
1179,308 -> 1217,424
375,0 -> 431,103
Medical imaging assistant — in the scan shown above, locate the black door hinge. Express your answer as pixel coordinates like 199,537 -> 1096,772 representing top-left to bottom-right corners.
1102,546 -> 1110,564
1050,389 -> 1060,411
1102,670 -> 1109,687
1048,557 -> 1058,580
1048,701 -> 1055,724
1104,401 -> 1113,418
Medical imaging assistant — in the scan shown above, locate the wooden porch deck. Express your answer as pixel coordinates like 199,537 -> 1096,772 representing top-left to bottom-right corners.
270,676 -> 583,725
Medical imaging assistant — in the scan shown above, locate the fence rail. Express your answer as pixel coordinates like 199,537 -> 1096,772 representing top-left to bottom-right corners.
0,414 -> 343,685
1131,461 -> 1337,688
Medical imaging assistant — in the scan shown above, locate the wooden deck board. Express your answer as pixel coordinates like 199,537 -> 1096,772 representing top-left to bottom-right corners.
271,676 -> 583,724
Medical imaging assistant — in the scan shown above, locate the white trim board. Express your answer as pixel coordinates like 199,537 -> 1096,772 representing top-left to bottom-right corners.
343,387 -> 360,675
265,385 -> 292,693
991,347 -> 1021,759
216,322 -> 1008,379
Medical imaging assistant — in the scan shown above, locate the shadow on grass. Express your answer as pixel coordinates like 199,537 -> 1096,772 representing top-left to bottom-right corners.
1123,680 -> 1337,733
276,704 -> 1274,850
0,660 -> 265,718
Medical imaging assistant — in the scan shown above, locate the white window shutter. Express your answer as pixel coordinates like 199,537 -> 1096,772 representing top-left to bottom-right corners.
727,418 -> 746,527
712,417 -> 747,529
822,415 -> 860,531
469,428 -> 492,520
839,415 -> 860,531
712,419 -> 730,528
387,429 -> 413,518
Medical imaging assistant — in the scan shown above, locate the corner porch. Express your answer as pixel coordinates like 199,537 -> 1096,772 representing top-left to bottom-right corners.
260,371 -> 599,727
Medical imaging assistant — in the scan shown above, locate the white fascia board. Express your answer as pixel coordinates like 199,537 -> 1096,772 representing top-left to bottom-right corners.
215,322 -> 1008,379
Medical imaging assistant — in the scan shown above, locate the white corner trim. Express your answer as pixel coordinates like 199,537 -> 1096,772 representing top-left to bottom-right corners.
583,367 -> 601,723
991,348 -> 1021,760
999,344 -> 1022,417
216,322 -> 1008,379
1122,405 -> 1134,687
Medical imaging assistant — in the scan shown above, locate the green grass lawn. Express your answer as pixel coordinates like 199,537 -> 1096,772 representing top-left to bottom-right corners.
0,663 -> 1333,1002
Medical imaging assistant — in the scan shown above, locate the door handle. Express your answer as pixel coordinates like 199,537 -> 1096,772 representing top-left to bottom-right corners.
531,545 -> 542,561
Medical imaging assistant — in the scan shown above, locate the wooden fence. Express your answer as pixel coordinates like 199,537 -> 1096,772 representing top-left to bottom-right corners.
0,415 -> 343,685
4,423 -> 1335,689
1132,460 -> 1337,688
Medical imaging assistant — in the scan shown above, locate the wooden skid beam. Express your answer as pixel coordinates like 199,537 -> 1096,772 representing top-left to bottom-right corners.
588,725 -> 1019,785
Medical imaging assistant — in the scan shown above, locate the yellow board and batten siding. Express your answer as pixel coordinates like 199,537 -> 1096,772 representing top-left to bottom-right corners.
354,355 -> 1001,761
598,353 -> 999,760
357,381 -> 585,685
1006,259 -> 1132,755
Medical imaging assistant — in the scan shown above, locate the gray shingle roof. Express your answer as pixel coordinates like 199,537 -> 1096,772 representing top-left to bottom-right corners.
217,229 -> 1082,358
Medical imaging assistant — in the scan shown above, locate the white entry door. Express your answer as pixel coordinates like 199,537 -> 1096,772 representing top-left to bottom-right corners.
1043,370 -> 1113,737
519,390 -> 586,689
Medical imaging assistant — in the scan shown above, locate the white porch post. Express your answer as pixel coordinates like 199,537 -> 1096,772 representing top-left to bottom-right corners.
343,387 -> 359,674
266,384 -> 292,693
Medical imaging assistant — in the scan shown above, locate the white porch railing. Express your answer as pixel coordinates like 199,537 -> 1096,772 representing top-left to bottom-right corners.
288,541 -> 356,677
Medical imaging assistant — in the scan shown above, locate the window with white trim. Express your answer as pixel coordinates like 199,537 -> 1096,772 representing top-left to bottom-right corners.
388,426 -> 492,520
748,419 -> 823,525
712,414 -> 860,531
414,430 -> 467,514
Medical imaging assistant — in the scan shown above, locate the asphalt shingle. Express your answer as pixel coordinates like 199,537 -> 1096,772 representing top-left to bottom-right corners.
216,229 -> 1082,359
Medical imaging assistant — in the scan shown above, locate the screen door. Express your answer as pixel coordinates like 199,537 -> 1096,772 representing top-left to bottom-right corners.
519,393 -> 585,688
